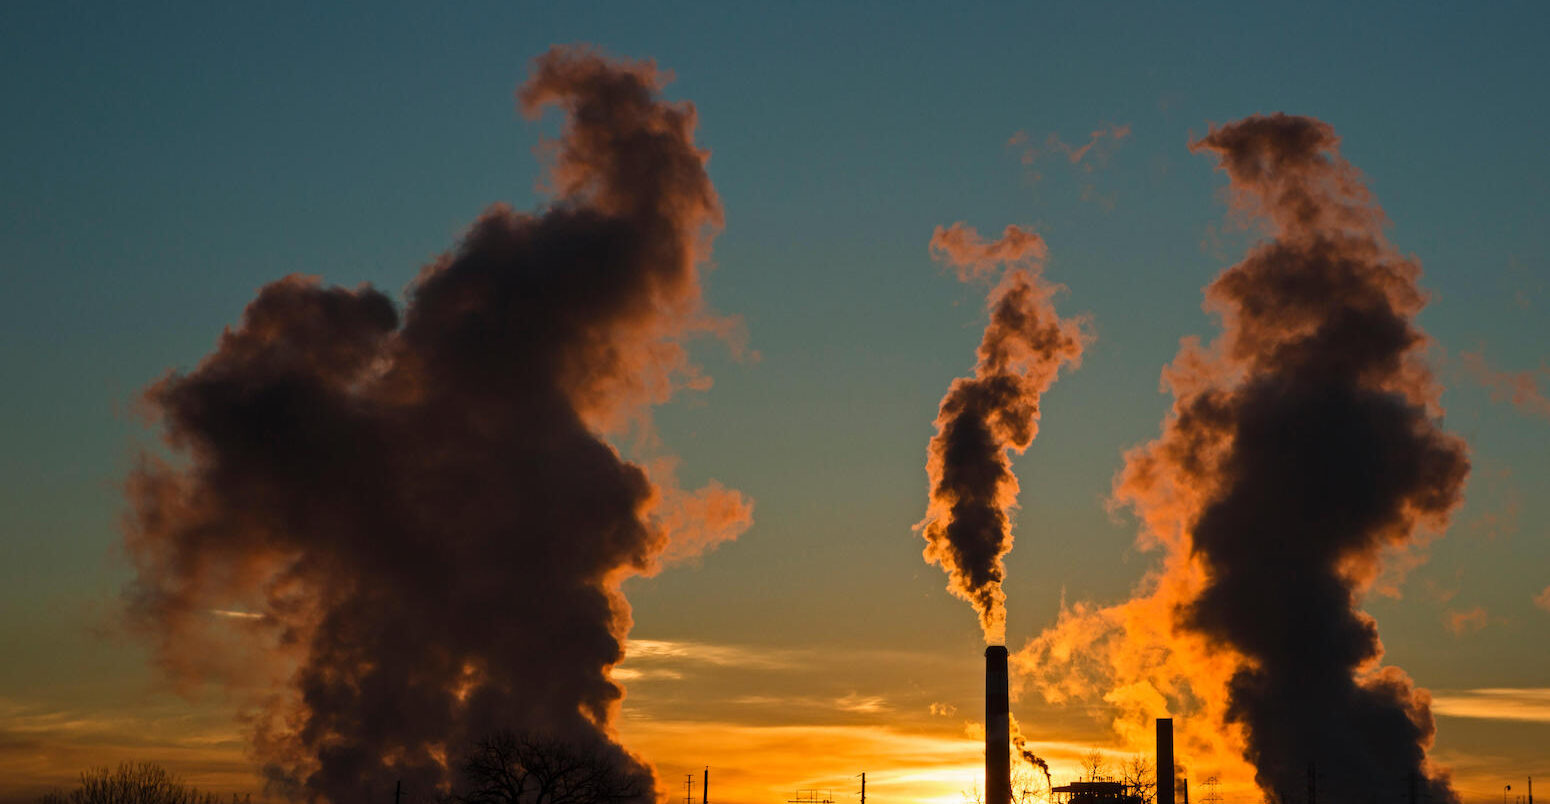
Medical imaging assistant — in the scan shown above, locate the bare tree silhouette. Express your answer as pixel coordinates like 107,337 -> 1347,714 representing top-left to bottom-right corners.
447,731 -> 649,804
36,762 -> 248,804
1012,766 -> 1050,804
1081,751 -> 1109,782
1120,756 -> 1156,804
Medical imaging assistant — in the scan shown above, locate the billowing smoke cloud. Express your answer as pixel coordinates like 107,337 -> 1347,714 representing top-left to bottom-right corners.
123,47 -> 751,801
1019,115 -> 1467,804
919,223 -> 1087,643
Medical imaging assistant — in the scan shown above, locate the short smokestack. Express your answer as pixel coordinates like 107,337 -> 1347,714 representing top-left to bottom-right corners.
986,646 -> 1011,804
1157,719 -> 1174,804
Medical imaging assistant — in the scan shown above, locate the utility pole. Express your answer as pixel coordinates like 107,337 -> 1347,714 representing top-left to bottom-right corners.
858,773 -> 866,804
685,774 -> 696,804
704,767 -> 709,804
395,780 -> 402,804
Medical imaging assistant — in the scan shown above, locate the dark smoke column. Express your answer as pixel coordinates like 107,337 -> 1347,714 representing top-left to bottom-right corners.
919,223 -> 1087,643
122,47 -> 750,802
1119,114 -> 1467,804
986,646 -> 1011,804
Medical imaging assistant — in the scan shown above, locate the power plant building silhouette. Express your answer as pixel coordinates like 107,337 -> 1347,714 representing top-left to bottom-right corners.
985,650 -> 1174,804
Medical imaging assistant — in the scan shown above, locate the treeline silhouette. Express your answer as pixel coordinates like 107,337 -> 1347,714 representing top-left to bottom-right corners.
36,762 -> 249,804
37,731 -> 645,804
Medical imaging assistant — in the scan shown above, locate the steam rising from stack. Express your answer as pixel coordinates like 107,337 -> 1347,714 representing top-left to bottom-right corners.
1022,114 -> 1467,804
920,224 -> 1087,643
1178,115 -> 1467,804
122,47 -> 750,800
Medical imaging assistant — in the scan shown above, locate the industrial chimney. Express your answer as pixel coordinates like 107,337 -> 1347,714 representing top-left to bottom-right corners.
986,646 -> 1011,804
1157,718 -> 1174,804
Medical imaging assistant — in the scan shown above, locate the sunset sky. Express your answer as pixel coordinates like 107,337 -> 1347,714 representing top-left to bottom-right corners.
2,3 -> 1547,804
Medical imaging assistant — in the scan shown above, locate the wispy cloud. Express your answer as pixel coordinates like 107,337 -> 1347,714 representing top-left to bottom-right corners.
624,639 -> 803,671
1430,689 -> 1550,722
1459,349 -> 1550,420
1443,606 -> 1490,636
1009,125 -> 1131,168
834,693 -> 890,714
207,609 -> 265,620
608,667 -> 684,682
1534,585 -> 1550,613
725,693 -> 892,715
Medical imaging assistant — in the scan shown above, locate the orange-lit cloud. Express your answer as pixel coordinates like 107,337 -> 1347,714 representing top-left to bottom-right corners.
1534,586 -> 1550,613
929,223 -> 1048,282
920,223 -> 1088,643
1459,349 -> 1550,420
1443,606 -> 1490,637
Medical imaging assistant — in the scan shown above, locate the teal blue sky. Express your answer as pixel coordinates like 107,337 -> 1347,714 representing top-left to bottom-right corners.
1,2 -> 1547,801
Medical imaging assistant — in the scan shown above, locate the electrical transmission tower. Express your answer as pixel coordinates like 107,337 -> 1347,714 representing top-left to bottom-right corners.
1203,777 -> 1221,804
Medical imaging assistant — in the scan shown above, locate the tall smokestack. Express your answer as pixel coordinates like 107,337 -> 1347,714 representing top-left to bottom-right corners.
986,645 -> 1011,804
1157,718 -> 1174,804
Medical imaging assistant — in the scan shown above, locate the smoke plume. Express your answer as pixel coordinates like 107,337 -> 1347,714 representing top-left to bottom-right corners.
919,223 -> 1087,643
1009,716 -> 1052,791
1020,115 -> 1467,804
123,47 -> 751,801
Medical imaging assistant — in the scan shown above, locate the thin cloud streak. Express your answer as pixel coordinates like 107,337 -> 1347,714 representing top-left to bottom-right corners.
1429,689 -> 1550,723
624,639 -> 805,671
723,693 -> 891,714
207,609 -> 265,620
